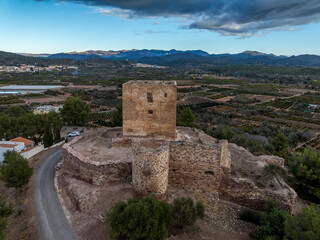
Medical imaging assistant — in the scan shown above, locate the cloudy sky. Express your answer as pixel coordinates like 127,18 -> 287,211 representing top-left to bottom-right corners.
1,0 -> 320,55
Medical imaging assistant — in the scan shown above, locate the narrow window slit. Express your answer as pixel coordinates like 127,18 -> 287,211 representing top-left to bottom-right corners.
147,92 -> 153,102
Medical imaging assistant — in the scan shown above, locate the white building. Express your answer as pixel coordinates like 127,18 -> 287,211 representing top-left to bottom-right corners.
0,137 -> 43,162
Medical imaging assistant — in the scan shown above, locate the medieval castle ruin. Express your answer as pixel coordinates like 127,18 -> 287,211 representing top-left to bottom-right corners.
61,80 -> 297,213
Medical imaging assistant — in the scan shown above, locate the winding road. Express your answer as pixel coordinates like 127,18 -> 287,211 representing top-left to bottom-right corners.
34,148 -> 79,240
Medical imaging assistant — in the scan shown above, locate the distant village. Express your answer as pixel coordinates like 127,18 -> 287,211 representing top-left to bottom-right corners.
0,64 -> 78,73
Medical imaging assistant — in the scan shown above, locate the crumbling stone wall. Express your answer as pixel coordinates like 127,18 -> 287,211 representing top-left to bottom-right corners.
62,137 -> 132,185
132,139 -> 169,200
168,140 -> 230,192
218,175 -> 297,213
122,81 -> 177,139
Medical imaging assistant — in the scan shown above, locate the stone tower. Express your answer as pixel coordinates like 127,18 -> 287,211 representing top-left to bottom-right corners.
122,80 -> 177,139
132,139 -> 169,200
122,80 -> 176,200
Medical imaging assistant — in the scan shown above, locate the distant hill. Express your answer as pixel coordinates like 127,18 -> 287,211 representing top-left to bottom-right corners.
0,51 -> 130,67
2,49 -> 320,67
43,49 -> 320,67
0,51 -> 76,66
47,49 -> 210,61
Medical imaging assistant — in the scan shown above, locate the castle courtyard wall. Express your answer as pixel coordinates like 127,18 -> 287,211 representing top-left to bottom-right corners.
62,137 -> 132,185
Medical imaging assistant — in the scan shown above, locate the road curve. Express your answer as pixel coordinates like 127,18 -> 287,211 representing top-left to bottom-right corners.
34,148 -> 79,240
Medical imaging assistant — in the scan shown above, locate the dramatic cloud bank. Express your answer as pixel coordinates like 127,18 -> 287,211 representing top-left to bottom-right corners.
42,0 -> 320,36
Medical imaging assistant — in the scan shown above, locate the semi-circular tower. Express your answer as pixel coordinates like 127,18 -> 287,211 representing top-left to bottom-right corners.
132,139 -> 169,200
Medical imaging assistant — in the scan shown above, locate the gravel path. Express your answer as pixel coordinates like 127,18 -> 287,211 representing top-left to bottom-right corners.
34,148 -> 79,240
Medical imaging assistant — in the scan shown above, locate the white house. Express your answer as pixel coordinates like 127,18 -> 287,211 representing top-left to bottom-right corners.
0,137 -> 43,162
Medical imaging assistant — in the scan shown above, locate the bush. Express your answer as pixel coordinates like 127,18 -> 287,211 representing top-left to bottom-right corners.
196,201 -> 205,220
106,197 -> 173,240
172,198 -> 205,228
284,204 -> 320,240
289,148 -> 320,202
0,195 -> 12,240
264,198 -> 281,213
239,209 -> 261,225
176,108 -> 195,127
262,163 -> 287,180
0,151 -> 33,189
253,208 -> 287,240
271,133 -> 289,159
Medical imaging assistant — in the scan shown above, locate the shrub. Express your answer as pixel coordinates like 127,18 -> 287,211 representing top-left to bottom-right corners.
0,196 -> 12,218
239,200 -> 287,240
262,163 -> 287,180
0,151 -> 33,189
176,108 -> 195,127
284,204 -> 320,240
264,198 -> 281,213
239,209 -> 261,225
196,201 -> 205,220
271,133 -> 289,159
172,198 -> 204,228
0,195 -> 12,240
289,148 -> 320,202
253,208 -> 287,240
106,197 -> 173,240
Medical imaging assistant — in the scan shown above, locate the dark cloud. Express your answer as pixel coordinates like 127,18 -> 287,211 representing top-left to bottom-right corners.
42,0 -> 320,36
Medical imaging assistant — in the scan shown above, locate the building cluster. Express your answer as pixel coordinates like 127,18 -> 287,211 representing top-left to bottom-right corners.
132,63 -> 167,69
33,105 -> 63,114
0,137 -> 43,162
0,65 -> 78,73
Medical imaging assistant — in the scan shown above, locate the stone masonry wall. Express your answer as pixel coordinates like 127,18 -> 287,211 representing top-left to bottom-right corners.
122,81 -> 177,139
168,141 -> 230,192
132,139 -> 169,200
62,137 -> 132,185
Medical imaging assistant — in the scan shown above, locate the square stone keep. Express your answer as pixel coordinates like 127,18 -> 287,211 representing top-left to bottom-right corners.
122,80 -> 177,139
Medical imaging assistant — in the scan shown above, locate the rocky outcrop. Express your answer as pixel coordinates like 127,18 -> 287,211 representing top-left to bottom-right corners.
219,143 -> 297,213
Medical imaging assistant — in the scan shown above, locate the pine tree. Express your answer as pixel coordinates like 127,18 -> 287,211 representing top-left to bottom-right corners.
43,124 -> 53,148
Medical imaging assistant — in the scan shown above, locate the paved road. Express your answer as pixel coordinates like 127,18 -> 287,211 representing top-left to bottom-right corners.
34,148 -> 79,240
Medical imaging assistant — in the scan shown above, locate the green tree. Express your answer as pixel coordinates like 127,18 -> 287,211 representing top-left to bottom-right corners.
47,112 -> 63,141
262,163 -> 287,181
284,204 -> 320,240
61,96 -> 91,126
110,104 -> 122,127
271,133 -> 289,159
0,196 -> 12,218
222,126 -> 235,140
43,124 -> 53,148
0,218 -> 7,240
0,151 -> 33,189
289,148 -> 320,201
177,107 -> 195,127
107,197 -> 173,240
253,208 -> 287,240
0,195 -> 12,240
172,198 -> 205,229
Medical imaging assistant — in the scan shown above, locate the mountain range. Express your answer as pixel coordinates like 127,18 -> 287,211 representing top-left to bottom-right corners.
1,49 -> 320,67
44,49 -> 320,67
